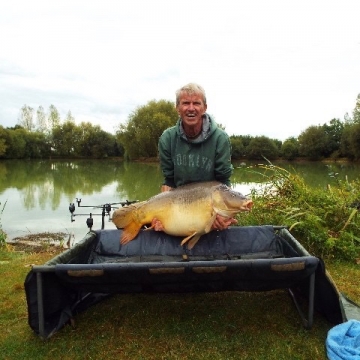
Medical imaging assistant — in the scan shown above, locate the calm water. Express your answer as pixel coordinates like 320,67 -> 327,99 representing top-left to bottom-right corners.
1,159 -> 359,242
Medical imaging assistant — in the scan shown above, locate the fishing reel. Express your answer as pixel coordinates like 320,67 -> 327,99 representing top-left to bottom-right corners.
69,198 -> 138,230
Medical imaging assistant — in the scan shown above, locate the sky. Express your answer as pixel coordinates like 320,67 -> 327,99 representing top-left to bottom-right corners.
1,0 -> 360,141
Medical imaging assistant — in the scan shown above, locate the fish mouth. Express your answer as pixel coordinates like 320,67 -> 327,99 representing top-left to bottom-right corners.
216,199 -> 253,217
240,200 -> 253,211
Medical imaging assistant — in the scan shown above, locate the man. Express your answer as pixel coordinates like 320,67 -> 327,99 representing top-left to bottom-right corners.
155,82 -> 236,230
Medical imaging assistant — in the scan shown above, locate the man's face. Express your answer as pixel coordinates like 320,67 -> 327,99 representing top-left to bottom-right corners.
176,92 -> 207,127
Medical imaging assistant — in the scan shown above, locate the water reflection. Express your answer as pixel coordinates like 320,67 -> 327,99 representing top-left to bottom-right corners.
0,160 -> 165,241
0,160 -> 163,208
0,159 -> 359,242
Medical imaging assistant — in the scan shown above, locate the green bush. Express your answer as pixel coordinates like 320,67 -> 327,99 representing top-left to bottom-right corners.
237,164 -> 360,260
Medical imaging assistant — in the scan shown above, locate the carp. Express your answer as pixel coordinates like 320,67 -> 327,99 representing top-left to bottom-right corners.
112,181 -> 253,249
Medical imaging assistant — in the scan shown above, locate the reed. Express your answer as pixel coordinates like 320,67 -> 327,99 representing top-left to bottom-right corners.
0,201 -> 7,247
238,163 -> 360,261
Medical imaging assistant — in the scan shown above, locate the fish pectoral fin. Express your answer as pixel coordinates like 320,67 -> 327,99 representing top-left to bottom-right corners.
180,232 -> 198,246
120,222 -> 142,245
204,213 -> 217,233
187,234 -> 202,250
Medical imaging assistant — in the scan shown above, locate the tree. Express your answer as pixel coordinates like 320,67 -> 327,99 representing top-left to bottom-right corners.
48,104 -> 61,130
348,122 -> 360,159
233,135 -> 252,157
321,118 -> 344,157
64,110 -> 75,124
76,122 -> 98,157
230,136 -> 245,159
88,130 -> 116,158
238,135 -> 252,149
0,126 -> 8,157
0,138 -> 6,157
36,105 -> 48,133
24,131 -> 51,158
281,137 -> 299,160
298,125 -> 327,160
353,94 -> 360,124
117,100 -> 178,159
3,128 -> 27,159
52,121 -> 81,156
18,105 -> 35,131
340,122 -> 354,159
272,139 -> 283,152
247,136 -> 279,160
74,122 -> 115,158
339,95 -> 360,159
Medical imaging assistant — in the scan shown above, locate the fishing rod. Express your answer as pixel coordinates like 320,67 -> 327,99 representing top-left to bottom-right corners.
68,198 -> 138,230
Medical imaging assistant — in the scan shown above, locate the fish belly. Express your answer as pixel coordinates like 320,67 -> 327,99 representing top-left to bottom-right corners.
157,204 -> 214,236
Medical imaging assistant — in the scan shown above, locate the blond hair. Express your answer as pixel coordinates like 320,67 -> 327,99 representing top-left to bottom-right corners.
175,83 -> 207,106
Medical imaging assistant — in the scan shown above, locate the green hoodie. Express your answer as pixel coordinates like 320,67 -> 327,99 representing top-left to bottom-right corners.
158,114 -> 233,188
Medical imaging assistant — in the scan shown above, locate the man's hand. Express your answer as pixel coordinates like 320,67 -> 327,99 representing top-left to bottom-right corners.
151,217 -> 165,231
161,185 -> 173,192
211,214 -> 237,231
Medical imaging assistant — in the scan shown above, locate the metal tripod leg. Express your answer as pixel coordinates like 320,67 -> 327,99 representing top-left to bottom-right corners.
288,272 -> 315,329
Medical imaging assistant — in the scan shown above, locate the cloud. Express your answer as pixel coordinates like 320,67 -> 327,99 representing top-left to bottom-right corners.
1,0 -> 360,139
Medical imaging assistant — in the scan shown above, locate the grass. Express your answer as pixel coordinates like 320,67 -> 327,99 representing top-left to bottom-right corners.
0,246 -> 359,360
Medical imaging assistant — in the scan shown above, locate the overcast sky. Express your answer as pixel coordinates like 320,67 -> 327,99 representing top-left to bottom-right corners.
1,0 -> 360,140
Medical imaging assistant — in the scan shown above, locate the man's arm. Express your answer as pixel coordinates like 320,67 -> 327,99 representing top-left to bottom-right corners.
158,130 -> 176,188
211,214 -> 237,230
214,132 -> 233,186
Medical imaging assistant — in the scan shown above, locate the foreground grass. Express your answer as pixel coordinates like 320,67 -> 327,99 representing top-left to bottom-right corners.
0,247 -> 359,360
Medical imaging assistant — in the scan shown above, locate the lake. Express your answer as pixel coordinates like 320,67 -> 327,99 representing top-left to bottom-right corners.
1,159 -> 359,242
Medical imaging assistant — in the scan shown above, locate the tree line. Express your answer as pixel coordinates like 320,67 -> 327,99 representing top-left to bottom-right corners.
1,95 -> 360,161
0,105 -> 123,159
